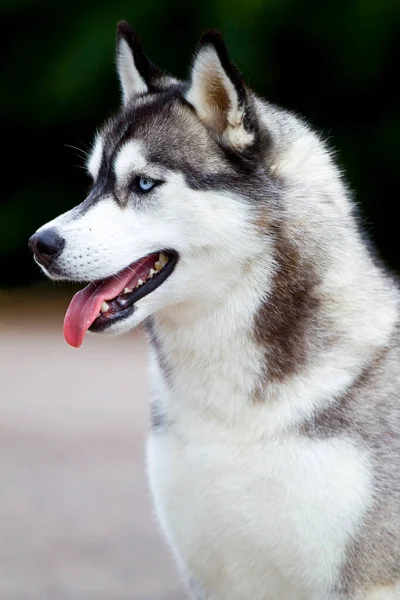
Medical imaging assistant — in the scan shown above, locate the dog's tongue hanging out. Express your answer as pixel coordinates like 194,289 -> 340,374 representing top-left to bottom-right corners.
63,254 -> 159,348
63,275 -> 128,349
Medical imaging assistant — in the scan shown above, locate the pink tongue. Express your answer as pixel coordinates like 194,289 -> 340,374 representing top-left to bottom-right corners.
64,255 -> 157,348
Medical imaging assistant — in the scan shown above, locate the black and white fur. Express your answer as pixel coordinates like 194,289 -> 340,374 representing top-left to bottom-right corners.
30,22 -> 400,599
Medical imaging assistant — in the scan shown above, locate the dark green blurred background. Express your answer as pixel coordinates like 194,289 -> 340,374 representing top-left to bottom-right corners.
1,0 -> 399,287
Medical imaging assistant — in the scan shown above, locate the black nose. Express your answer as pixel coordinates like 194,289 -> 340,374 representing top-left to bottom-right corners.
28,228 -> 65,268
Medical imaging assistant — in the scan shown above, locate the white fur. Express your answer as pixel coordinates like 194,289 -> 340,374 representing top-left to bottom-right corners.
148,432 -> 371,599
113,140 -> 147,181
117,38 -> 147,103
87,134 -> 103,179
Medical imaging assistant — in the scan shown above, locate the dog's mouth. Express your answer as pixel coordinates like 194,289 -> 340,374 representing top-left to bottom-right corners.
63,250 -> 178,348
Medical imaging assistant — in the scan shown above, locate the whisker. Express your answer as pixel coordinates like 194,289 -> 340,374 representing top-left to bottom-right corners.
65,144 -> 89,158
75,136 -> 91,153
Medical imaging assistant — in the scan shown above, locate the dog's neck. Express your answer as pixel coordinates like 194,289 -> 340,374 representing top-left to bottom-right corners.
147,280 -> 267,432
146,244 -> 399,437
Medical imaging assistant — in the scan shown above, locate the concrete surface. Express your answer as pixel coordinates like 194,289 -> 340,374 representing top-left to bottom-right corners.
0,289 -> 185,600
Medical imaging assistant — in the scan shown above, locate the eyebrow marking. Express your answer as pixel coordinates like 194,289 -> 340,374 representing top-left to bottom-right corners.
114,139 -> 147,181
87,135 -> 104,179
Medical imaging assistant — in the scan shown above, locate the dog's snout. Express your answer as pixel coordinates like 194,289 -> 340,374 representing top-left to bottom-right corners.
28,228 -> 65,267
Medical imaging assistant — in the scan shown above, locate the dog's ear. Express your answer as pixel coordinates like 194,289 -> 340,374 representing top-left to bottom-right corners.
186,31 -> 255,151
116,21 -> 162,104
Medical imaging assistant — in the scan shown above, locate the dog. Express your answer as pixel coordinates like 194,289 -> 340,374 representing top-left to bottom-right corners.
28,21 -> 400,600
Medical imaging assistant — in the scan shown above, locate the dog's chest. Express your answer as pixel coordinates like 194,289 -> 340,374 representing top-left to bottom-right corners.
144,327 -> 371,599
147,406 -> 371,600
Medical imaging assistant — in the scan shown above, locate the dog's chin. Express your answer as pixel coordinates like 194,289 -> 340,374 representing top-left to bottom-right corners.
34,258 -> 65,281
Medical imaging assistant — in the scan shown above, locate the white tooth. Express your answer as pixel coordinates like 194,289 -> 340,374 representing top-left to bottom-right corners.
138,279 -> 144,286
100,301 -> 109,313
148,269 -> 155,278
124,287 -> 132,294
159,253 -> 169,267
154,261 -> 162,271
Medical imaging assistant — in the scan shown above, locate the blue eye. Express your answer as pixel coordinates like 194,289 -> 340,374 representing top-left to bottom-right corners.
137,176 -> 156,192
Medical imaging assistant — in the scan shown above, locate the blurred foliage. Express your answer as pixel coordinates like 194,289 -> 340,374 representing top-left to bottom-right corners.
1,0 -> 399,286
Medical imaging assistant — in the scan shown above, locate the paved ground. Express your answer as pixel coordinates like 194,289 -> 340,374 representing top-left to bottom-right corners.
0,288 -> 185,600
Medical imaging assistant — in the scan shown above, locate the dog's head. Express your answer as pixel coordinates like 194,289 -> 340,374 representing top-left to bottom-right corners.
29,23 -> 277,347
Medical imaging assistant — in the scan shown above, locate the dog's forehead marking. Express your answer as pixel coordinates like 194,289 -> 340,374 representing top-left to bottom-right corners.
87,135 -> 104,179
114,140 -> 147,181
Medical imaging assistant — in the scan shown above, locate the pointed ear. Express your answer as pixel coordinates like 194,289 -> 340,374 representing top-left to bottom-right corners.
116,21 -> 162,104
186,31 -> 255,151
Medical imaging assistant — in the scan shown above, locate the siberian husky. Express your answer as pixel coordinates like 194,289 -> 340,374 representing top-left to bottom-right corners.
29,21 -> 400,600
